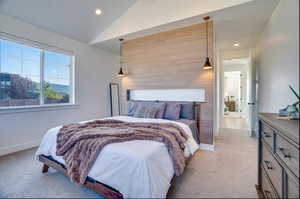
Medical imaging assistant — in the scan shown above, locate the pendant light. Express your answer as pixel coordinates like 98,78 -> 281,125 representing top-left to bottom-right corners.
203,16 -> 213,70
118,38 -> 125,76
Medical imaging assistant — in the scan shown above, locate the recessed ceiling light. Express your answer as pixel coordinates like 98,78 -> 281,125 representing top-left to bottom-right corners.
234,43 -> 240,47
95,9 -> 102,15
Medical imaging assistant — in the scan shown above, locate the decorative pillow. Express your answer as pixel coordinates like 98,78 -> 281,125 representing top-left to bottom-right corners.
144,107 -> 159,118
128,100 -> 139,116
133,105 -> 158,118
133,106 -> 147,118
164,103 -> 181,120
152,102 -> 166,118
180,102 -> 195,120
130,101 -> 166,119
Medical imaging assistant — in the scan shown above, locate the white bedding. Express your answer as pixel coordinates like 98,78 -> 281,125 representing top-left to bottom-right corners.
36,116 -> 199,198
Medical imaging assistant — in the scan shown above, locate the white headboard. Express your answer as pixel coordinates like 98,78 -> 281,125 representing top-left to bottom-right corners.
128,88 -> 205,102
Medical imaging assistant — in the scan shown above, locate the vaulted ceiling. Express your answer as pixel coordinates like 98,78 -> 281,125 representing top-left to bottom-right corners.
0,0 -> 137,43
0,0 -> 279,54
92,0 -> 279,53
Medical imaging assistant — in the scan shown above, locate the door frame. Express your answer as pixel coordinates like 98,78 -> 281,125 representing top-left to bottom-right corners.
215,49 -> 256,137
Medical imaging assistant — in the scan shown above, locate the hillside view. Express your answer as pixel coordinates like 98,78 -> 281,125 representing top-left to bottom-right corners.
0,72 -> 70,106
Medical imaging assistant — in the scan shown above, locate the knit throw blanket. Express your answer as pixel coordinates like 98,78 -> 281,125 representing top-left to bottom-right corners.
56,119 -> 189,185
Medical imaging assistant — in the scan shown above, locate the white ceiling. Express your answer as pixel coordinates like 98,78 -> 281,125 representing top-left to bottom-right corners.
0,0 -> 137,43
91,0 -> 253,44
0,0 -> 279,54
93,0 -> 279,53
213,0 -> 279,51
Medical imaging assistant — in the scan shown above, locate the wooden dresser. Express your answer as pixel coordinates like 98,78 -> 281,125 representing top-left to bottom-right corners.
258,113 -> 299,198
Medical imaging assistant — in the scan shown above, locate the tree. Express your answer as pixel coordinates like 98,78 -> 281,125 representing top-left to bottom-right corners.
44,82 -> 62,100
0,73 -> 69,103
43,82 -> 70,103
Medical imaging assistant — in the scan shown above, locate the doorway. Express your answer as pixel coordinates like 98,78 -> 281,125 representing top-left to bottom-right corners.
224,71 -> 242,118
220,57 -> 252,132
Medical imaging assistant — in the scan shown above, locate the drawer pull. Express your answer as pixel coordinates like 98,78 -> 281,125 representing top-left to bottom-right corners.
263,132 -> 271,138
264,160 -> 273,170
278,147 -> 291,158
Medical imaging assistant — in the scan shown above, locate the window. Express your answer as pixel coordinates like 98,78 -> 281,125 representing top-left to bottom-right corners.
0,36 -> 74,108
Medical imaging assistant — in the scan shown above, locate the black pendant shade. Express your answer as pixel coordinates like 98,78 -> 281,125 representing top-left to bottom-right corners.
118,67 -> 125,76
203,57 -> 213,70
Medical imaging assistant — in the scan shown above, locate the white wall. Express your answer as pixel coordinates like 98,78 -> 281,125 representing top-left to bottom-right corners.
0,14 -> 119,156
255,0 -> 299,113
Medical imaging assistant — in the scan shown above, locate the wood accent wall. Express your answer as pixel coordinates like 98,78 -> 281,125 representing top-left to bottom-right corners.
121,22 -> 214,145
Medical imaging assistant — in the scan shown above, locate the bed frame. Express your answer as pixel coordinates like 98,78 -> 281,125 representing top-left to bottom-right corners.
39,155 -> 123,199
39,89 -> 202,198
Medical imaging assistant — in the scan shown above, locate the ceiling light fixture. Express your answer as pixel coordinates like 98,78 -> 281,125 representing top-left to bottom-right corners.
118,38 -> 125,77
95,9 -> 102,15
203,16 -> 213,70
234,43 -> 240,47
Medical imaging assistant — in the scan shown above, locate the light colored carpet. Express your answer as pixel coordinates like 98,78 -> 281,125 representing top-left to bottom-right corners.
220,116 -> 250,130
0,128 -> 258,198
168,128 -> 258,198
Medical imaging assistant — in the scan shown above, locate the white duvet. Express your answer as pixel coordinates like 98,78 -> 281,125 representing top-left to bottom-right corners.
36,116 -> 199,198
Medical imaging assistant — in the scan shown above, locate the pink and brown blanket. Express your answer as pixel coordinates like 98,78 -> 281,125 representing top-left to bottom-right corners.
56,119 -> 188,185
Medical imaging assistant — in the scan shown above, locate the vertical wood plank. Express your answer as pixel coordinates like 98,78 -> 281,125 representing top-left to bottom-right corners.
121,22 -> 214,144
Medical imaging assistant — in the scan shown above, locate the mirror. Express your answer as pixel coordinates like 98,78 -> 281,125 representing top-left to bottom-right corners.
109,83 -> 120,116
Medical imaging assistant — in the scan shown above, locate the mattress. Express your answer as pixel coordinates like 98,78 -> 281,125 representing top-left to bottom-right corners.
36,116 -> 199,198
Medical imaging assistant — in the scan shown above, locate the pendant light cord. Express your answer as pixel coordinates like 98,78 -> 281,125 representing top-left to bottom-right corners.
206,19 -> 208,57
119,38 -> 123,66
120,40 -> 122,66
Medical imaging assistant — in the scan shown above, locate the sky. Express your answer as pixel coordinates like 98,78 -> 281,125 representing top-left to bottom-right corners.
0,39 -> 71,86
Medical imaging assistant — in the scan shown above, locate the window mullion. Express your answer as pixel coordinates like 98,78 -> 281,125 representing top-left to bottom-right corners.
0,40 -> 2,73
70,56 -> 74,104
40,50 -> 45,105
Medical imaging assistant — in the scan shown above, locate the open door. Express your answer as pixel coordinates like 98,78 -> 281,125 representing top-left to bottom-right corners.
247,56 -> 258,137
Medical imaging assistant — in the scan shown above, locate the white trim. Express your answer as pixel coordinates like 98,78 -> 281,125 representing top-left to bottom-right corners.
0,103 -> 79,115
70,55 -> 76,104
0,33 -> 76,110
40,49 -> 45,105
130,88 -> 206,102
199,143 -> 215,151
0,139 -> 41,157
0,31 -> 74,55
213,20 -> 218,138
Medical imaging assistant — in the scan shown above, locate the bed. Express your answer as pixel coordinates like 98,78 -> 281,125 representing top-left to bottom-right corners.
36,89 -> 204,198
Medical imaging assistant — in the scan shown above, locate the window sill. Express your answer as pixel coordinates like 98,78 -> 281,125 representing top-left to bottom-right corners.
0,103 -> 79,115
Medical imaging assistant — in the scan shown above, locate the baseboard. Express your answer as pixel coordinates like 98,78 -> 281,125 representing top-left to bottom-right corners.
199,143 -> 215,151
0,139 -> 41,157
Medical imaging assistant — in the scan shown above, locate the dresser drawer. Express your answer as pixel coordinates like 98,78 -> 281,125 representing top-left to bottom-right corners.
276,134 -> 299,178
261,122 -> 275,150
261,167 -> 279,199
286,170 -> 300,199
262,142 -> 283,196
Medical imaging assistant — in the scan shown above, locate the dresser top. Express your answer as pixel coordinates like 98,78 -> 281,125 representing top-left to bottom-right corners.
258,113 -> 299,145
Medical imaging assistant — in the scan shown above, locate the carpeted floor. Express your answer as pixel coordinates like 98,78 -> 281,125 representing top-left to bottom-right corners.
0,127 -> 258,198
